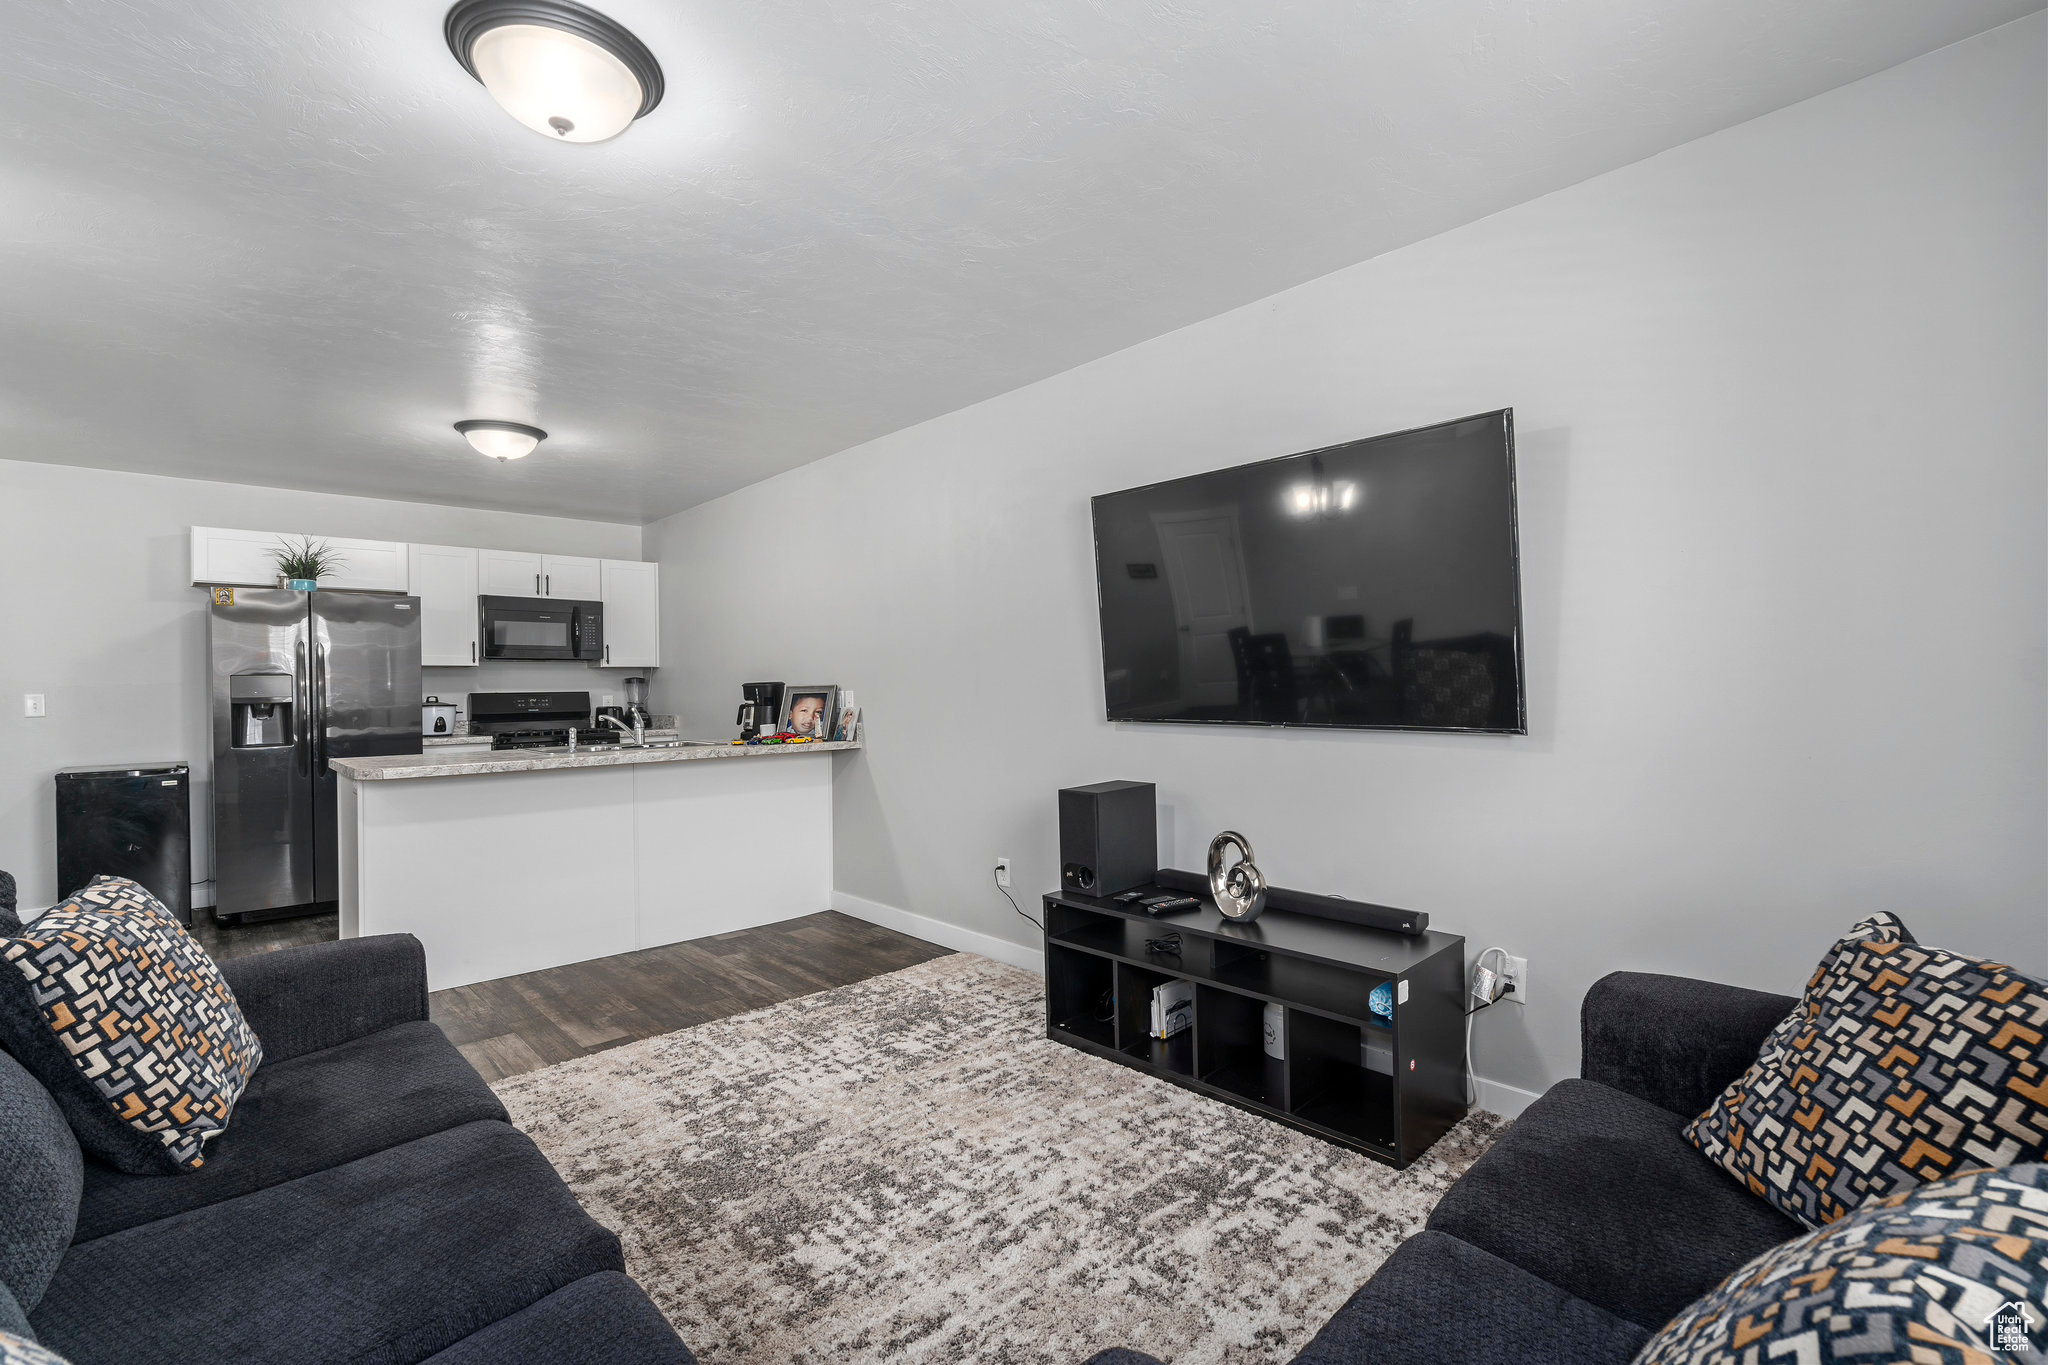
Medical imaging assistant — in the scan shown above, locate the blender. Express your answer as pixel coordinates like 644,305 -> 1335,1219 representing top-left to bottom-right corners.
623,677 -> 652,730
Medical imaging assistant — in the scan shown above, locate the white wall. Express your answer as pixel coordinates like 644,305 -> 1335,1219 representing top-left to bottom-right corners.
0,457 -> 639,910
647,17 -> 2048,1101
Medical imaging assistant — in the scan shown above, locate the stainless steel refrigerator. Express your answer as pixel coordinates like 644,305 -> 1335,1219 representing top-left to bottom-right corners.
208,589 -> 421,924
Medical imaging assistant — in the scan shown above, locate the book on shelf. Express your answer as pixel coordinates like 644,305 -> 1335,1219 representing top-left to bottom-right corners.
1150,979 -> 1193,1040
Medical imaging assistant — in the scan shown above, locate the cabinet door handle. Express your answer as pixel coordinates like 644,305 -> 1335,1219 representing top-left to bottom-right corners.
605,645 -> 611,664
535,572 -> 541,594
470,641 -> 476,664
545,573 -> 550,595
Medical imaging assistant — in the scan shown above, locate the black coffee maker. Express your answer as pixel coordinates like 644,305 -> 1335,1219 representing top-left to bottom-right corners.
737,681 -> 784,740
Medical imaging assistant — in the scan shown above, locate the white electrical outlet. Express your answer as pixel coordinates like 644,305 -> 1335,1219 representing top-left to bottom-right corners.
1502,955 -> 1529,1002
994,858 -> 1012,888
23,694 -> 45,718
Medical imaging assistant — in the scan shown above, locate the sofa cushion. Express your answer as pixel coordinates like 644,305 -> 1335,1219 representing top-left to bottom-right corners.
30,1120 -> 624,1365
1580,972 -> 1799,1118
0,877 -> 262,1174
1428,1079 -> 1801,1331
420,1272 -> 696,1365
0,1284 -> 30,1344
1636,1163 -> 2046,1364
217,935 -> 429,1066
75,1020 -> 509,1241
1686,927 -> 2048,1229
1292,1231 -> 1650,1365
0,1049 -> 81,1315
0,871 -> 17,935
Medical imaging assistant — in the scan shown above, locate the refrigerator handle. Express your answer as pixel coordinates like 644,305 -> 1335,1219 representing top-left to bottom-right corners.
314,642 -> 330,772
295,637 -> 311,777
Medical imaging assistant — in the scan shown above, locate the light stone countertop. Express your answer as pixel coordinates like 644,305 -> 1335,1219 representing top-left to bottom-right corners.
422,727 -> 681,748
333,739 -> 860,781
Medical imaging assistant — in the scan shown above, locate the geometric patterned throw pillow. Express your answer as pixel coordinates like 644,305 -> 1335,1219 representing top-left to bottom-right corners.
0,877 -> 262,1175
1686,913 -> 2048,1228
0,1332 -> 71,1365
1634,1163 -> 2047,1365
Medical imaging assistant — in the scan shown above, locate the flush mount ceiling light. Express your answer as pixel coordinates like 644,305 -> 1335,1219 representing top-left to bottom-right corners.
455,419 -> 547,461
445,0 -> 664,143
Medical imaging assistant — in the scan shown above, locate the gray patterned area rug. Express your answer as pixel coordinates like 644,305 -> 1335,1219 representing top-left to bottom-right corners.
494,953 -> 1506,1365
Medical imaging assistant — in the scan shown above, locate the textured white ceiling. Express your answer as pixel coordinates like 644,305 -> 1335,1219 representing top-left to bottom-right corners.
2,0 -> 2037,522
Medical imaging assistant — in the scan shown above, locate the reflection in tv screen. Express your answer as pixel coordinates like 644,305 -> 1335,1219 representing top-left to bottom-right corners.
1090,410 -> 1525,734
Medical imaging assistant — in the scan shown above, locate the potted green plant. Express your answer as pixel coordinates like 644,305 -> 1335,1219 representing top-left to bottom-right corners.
271,536 -> 346,591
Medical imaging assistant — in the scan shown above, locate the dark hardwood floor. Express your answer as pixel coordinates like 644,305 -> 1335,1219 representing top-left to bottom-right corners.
433,912 -> 951,1081
190,907 -> 952,1084
188,908 -> 339,959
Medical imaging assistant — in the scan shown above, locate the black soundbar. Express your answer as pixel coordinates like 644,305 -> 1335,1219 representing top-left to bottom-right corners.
1153,868 -> 1428,937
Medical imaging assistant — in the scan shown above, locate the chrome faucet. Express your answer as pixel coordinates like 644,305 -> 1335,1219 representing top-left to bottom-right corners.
598,714 -> 644,746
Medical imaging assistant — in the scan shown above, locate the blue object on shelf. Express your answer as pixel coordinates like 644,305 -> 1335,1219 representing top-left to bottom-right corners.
1369,981 -> 1393,1019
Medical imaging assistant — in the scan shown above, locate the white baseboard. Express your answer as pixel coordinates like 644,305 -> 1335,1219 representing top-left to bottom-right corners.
1473,1074 -> 1543,1119
830,890 -> 1044,975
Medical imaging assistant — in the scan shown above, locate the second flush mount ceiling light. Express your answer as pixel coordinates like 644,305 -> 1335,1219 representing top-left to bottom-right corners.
445,0 -> 664,143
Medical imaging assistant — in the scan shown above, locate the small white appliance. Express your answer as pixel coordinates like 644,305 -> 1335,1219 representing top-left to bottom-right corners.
422,696 -> 458,736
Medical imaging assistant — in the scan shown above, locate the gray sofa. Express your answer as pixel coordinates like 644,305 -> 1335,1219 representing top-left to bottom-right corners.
0,870 -> 696,1365
1086,970 -> 1806,1364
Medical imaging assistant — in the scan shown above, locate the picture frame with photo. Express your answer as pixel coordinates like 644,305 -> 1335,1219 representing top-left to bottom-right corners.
778,685 -> 838,740
829,690 -> 860,743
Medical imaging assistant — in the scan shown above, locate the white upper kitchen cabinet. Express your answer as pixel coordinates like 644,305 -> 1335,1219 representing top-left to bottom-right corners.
480,549 -> 544,598
480,550 -> 597,598
540,555 -> 602,601
599,559 -> 660,667
190,527 -> 408,591
407,544 -> 481,666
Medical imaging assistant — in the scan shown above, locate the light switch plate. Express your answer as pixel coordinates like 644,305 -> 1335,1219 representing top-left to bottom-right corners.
23,693 -> 45,717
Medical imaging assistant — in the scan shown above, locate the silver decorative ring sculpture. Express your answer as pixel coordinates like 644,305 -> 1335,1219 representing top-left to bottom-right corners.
1207,831 -> 1268,923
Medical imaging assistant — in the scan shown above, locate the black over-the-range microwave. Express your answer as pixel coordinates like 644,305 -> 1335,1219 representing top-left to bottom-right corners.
478,595 -> 604,662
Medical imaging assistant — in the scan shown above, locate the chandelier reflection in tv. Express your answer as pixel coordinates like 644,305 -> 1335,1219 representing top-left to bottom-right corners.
1286,456 -> 1359,519
1089,410 -> 1525,735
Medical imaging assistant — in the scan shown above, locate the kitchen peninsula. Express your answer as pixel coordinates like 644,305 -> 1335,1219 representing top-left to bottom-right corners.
330,741 -> 858,989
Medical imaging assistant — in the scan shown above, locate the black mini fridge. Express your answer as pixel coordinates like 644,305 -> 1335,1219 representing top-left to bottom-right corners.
55,763 -> 192,923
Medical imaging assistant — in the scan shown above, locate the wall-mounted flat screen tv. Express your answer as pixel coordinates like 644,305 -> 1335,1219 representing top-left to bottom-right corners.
1091,409 -> 1525,734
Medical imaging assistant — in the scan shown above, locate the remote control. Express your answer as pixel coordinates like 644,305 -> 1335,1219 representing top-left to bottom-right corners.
1113,890 -> 1145,903
1144,896 -> 1200,916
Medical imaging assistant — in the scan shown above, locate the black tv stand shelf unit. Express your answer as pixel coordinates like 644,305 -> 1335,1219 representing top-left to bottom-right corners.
1042,887 -> 1467,1168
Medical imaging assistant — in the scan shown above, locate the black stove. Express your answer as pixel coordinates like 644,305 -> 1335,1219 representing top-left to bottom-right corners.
468,690 -> 621,751
489,727 -> 621,752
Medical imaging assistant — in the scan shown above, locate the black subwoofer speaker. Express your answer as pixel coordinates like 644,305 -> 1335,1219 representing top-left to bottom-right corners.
1058,780 -> 1156,896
